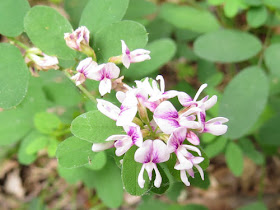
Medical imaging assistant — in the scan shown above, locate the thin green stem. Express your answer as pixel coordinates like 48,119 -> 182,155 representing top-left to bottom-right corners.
64,70 -> 97,104
258,163 -> 266,199
7,37 -> 29,50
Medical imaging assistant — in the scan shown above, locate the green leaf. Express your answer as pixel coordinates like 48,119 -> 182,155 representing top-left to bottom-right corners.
122,146 -> 151,196
71,110 -> 123,143
225,142 -> 244,176
159,3 -> 220,33
56,136 -> 97,168
64,0 -> 89,28
194,29 -> 262,63
219,66 -> 269,139
124,0 -> 157,20
137,199 -> 169,210
0,78 -> 49,146
167,182 -> 185,201
208,0 -> 225,5
94,20 -> 148,62
238,138 -> 264,165
85,151 -> 107,170
79,0 -> 129,34
0,0 -> 30,37
243,0 -> 263,6
47,138 -> 59,157
87,158 -> 123,208
123,39 -> 176,79
18,131 -> 43,165
189,172 -> 210,189
264,44 -> 280,77
259,114 -> 280,146
263,0 -> 280,8
26,136 -> 49,155
247,6 -> 268,28
0,43 -> 29,109
24,6 -> 76,59
146,18 -> 173,42
224,0 -> 241,18
204,136 -> 228,158
237,201 -> 267,210
34,112 -> 61,134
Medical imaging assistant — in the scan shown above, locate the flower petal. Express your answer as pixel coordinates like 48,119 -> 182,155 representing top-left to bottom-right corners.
97,99 -> 120,121
186,131 -> 200,145
167,127 -> 187,153
152,140 -> 170,163
134,140 -> 153,163
153,163 -> 162,188
99,78 -> 112,96
92,142 -> 114,152
138,164 -> 145,188
204,95 -> 217,110
180,170 -> 190,186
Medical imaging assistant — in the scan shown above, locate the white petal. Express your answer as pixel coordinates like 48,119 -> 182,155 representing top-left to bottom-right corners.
153,163 -> 162,188
104,62 -> 120,79
192,157 -> 204,165
204,95 -> 217,110
131,54 -> 151,63
116,91 -> 126,103
193,84 -> 207,102
186,131 -> 200,145
97,99 -> 120,121
204,124 -> 228,136
71,72 -> 86,86
156,75 -> 165,93
180,170 -> 190,186
194,164 -> 204,180
116,106 -> 137,126
99,79 -> 112,96
138,164 -> 145,188
167,127 -> 187,153
206,117 -> 229,124
105,135 -> 127,141
121,40 -> 130,55
92,142 -> 114,152
178,92 -> 193,107
122,54 -> 130,69
115,138 -> 133,156
86,63 -> 105,81
182,145 -> 201,156
145,162 -> 154,180
131,49 -> 150,56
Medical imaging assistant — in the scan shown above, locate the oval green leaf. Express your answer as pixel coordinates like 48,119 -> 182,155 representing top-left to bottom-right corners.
247,6 -> 268,28
94,20 -> 148,62
225,142 -> 244,176
123,38 -> 176,79
264,44 -> 280,77
56,136 -> 97,168
24,6 -> 76,59
194,29 -> 262,63
0,43 -> 29,109
219,66 -> 269,139
159,3 -> 220,33
259,114 -> 280,146
80,0 -> 129,34
71,110 -> 124,143
0,0 -> 30,37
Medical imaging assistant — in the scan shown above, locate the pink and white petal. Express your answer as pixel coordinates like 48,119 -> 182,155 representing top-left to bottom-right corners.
186,168 -> 195,178
206,117 -> 229,124
178,92 -> 193,107
192,157 -> 204,165
204,95 -> 217,110
131,49 -> 150,56
152,140 -> 170,163
116,106 -> 137,126
153,163 -> 162,188
204,124 -> 228,136
162,90 -> 180,100
71,72 -> 86,86
121,40 -> 130,55
97,99 -> 120,121
182,145 -> 202,156
194,164 -> 204,180
92,142 -> 114,152
186,131 -> 200,145
145,162 -> 154,180
180,170 -> 190,186
138,164 -> 146,188
105,135 -> 127,142
179,119 -> 201,130
134,140 -> 153,163
116,91 -> 126,103
125,125 -> 143,147
115,138 -> 133,156
86,63 -> 105,81
153,101 -> 180,134
131,54 -> 151,63
99,79 -> 112,96
105,62 -> 120,79
122,54 -> 130,69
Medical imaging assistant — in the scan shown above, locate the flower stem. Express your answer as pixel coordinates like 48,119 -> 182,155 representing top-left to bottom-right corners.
7,37 -> 29,50
64,70 -> 97,104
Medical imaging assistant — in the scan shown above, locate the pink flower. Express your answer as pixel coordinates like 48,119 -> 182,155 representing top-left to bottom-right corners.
121,40 -> 151,69
64,26 -> 90,51
153,101 -> 201,134
97,99 -> 137,127
134,140 -> 170,188
26,48 -> 59,71
203,117 -> 229,136
92,124 -> 143,156
88,62 -> 120,96
71,57 -> 98,86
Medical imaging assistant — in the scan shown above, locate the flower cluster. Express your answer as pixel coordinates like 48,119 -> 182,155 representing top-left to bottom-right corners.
65,26 -> 151,96
92,76 -> 229,188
